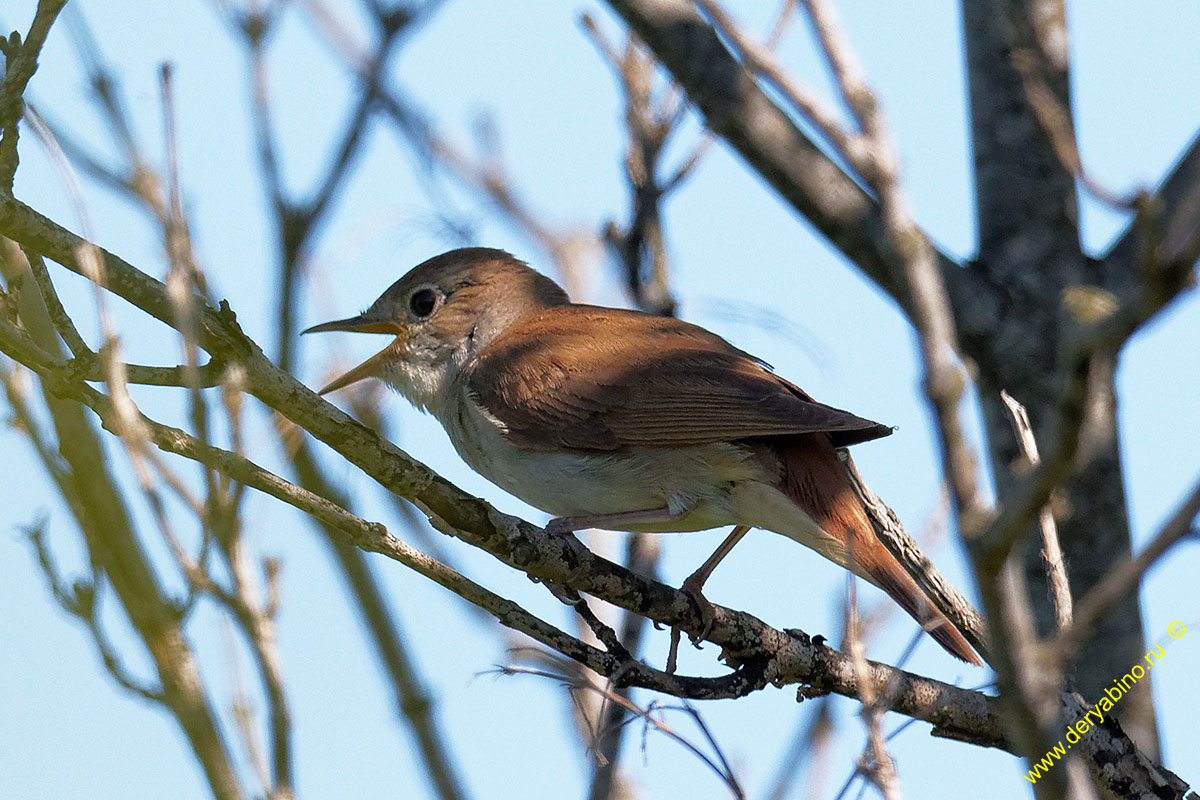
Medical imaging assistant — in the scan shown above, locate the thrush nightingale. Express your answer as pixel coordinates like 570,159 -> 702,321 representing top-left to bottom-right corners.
304,247 -> 979,664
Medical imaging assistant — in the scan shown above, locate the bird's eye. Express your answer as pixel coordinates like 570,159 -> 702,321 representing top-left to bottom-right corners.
409,288 -> 438,319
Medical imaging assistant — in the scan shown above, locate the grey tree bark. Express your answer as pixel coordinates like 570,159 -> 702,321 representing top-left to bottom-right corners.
601,0 -> 1200,777
960,0 -> 1155,755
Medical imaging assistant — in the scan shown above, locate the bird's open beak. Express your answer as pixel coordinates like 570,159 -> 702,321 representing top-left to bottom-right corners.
302,313 -> 406,395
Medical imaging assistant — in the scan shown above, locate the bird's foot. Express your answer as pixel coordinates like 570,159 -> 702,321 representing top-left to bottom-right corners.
665,577 -> 717,674
680,574 -> 717,642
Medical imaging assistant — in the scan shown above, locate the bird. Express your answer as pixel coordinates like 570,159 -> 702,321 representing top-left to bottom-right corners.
303,247 -> 980,665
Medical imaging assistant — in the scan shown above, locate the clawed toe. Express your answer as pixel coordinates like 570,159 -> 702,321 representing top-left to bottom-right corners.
680,576 -> 717,642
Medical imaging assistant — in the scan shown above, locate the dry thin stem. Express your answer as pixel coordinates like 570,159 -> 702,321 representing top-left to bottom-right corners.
21,246 -> 89,357
0,0 -> 70,190
843,579 -> 903,800
502,663 -> 746,800
589,31 -> 679,315
696,0 -> 865,175
1000,390 -> 1073,631
801,0 -> 988,532
1011,48 -> 1136,211
661,0 -> 797,193
224,620 -> 274,798
217,521 -> 295,796
3,369 -> 166,705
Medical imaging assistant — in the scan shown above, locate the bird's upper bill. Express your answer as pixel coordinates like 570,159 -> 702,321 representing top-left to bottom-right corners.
301,313 -> 406,395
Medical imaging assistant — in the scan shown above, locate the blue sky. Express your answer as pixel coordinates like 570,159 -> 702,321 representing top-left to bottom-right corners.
2,1 -> 1198,798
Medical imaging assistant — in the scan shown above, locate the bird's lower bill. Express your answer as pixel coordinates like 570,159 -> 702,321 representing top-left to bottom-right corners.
317,338 -> 403,395
303,314 -> 407,395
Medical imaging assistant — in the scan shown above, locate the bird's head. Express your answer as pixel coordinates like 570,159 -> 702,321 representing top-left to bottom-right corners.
303,247 -> 568,411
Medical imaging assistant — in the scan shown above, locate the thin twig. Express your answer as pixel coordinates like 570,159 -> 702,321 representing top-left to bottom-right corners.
1000,390 -> 1073,631
1011,48 -> 1137,211
87,359 -> 228,387
843,577 -> 903,800
18,504 -> 165,704
224,619 -> 273,797
696,0 -> 865,175
20,246 -> 90,357
501,664 -> 746,800
0,0 -> 70,190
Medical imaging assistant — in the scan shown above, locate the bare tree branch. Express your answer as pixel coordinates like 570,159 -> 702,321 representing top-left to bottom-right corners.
1,233 -> 247,800
603,0 -> 965,315
843,581 -> 902,800
0,0 -> 69,190
503,663 -> 747,799
1101,132 -> 1200,291
0,194 -> 1019,750
1000,390 -> 1072,632
694,0 -> 863,176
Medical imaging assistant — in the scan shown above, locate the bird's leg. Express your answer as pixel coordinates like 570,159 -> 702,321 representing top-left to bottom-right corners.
680,525 -> 751,636
666,525 -> 752,673
682,525 -> 752,598
544,505 -> 689,535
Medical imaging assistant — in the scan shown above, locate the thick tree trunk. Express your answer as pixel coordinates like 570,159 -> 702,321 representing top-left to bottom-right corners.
960,0 -> 1158,756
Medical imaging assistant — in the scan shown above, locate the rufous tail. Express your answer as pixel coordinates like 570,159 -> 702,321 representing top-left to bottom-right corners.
778,434 -> 982,666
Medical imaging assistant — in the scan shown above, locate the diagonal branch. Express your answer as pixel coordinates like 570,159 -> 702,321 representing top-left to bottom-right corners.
999,390 -> 1072,632
0,192 -> 1013,750
0,310 -> 1004,749
602,0 -> 966,317
1102,129 -> 1200,292
972,230 -> 1196,570
5,192 -> 1194,796
0,0 -> 69,191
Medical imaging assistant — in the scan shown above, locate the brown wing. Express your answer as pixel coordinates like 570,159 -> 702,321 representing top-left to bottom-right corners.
464,305 -> 892,451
